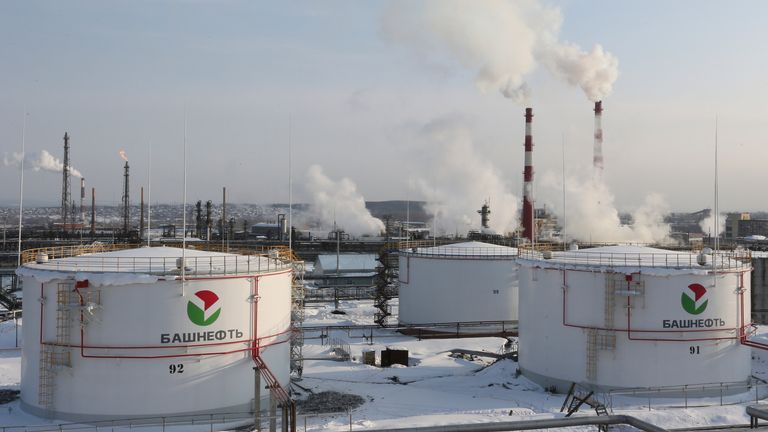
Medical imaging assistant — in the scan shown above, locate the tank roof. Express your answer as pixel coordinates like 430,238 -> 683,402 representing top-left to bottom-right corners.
17,246 -> 291,285
517,245 -> 751,274
401,241 -> 517,259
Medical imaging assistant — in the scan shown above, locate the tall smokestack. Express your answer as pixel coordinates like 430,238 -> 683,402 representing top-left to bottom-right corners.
91,187 -> 95,237
221,187 -> 227,250
61,132 -> 71,228
80,178 -> 85,223
140,187 -> 145,240
593,101 -> 604,173
522,108 -> 534,242
122,161 -> 130,236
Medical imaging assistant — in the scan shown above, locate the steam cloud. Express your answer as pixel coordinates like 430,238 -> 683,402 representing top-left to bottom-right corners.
382,0 -> 618,102
540,173 -> 671,243
414,119 -> 519,235
699,211 -> 726,237
3,150 -> 83,178
304,165 -> 385,236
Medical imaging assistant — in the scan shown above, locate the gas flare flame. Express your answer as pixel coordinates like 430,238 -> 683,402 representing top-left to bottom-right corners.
118,149 -> 128,162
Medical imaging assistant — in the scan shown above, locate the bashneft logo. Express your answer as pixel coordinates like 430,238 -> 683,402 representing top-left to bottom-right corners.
681,283 -> 708,315
187,290 -> 221,326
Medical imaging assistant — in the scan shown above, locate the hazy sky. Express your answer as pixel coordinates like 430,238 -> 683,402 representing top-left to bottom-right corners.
1,1 -> 767,213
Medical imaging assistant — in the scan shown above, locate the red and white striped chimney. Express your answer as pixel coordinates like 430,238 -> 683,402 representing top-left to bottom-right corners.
593,101 -> 604,173
522,107 -> 534,242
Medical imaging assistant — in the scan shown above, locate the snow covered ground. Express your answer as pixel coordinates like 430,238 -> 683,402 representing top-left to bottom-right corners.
2,301 -> 768,431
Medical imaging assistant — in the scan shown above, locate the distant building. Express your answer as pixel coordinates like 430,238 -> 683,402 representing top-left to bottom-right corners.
250,223 -> 284,240
309,254 -> 378,287
725,212 -> 768,239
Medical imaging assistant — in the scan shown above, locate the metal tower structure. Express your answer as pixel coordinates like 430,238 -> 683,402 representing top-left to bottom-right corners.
121,162 -> 130,236
60,133 -> 71,228
478,202 -> 491,229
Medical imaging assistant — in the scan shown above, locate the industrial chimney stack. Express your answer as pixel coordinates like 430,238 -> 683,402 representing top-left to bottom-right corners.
122,162 -> 130,236
478,202 -> 491,230
61,132 -> 71,228
593,101 -> 604,173
522,108 -> 534,242
80,178 -> 85,223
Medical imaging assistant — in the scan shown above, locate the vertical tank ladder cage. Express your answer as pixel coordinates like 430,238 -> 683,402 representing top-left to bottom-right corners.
38,281 -> 75,408
253,355 -> 296,432
290,260 -> 306,379
586,273 -> 642,382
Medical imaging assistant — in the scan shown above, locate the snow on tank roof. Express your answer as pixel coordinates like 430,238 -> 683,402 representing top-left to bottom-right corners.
17,246 -> 291,286
400,241 -> 517,259
517,244 -> 751,274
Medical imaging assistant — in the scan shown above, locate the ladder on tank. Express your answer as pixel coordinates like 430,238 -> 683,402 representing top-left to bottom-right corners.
290,260 -> 306,379
38,282 -> 74,408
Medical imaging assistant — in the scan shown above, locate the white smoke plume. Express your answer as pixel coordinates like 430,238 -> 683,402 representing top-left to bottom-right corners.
414,120 -> 519,235
304,165 -> 385,237
540,172 -> 670,243
2,150 -> 83,178
699,211 -> 726,237
382,0 -> 619,102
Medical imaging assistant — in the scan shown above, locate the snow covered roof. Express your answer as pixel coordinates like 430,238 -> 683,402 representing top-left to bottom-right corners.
517,245 -> 751,274
314,254 -> 378,275
17,246 -> 291,285
400,241 -> 517,259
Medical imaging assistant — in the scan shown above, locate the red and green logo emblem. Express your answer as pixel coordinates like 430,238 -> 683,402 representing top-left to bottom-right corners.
681,283 -> 708,315
187,290 -> 221,326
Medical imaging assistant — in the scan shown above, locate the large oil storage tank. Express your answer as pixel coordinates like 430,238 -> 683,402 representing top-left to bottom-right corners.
17,245 -> 292,421
398,241 -> 518,325
518,245 -> 752,393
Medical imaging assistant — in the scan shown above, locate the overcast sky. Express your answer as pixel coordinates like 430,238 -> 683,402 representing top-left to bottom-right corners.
1,1 -> 767,213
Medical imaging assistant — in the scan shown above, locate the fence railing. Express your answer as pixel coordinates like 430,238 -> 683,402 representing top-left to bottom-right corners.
517,248 -> 752,270
20,244 -> 293,277
399,245 -> 518,259
0,409 -> 362,432
606,380 -> 768,411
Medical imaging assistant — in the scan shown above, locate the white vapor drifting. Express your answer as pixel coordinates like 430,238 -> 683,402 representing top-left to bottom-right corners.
540,172 -> 671,243
3,150 -> 83,178
414,119 -> 519,235
699,211 -> 726,237
304,165 -> 385,237
382,0 -> 618,102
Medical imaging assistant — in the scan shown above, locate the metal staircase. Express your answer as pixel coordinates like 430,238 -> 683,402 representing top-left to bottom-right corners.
374,244 -> 399,327
561,382 -> 611,428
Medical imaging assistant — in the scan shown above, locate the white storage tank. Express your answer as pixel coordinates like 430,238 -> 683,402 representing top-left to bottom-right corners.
17,245 -> 292,421
398,241 -> 518,325
518,245 -> 752,393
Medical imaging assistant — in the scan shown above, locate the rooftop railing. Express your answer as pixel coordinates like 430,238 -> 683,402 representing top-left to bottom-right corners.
20,244 -> 293,276
517,247 -> 752,270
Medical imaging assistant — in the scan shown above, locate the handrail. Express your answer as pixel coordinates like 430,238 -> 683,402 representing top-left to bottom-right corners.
361,414 -> 667,432
19,244 -> 295,277
517,247 -> 752,270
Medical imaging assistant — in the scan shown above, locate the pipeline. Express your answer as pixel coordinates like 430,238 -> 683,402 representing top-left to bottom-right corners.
41,275 -> 291,359
560,269 -> 749,342
362,414 -> 667,432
